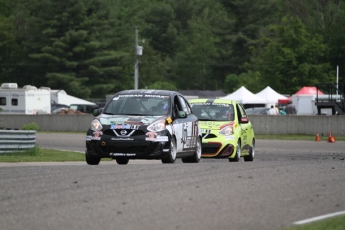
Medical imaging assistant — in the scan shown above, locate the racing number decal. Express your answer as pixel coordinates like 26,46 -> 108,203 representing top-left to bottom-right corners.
182,121 -> 198,150
181,122 -> 188,144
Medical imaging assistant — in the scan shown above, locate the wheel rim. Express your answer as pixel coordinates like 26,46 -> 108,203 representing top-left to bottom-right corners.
251,141 -> 255,158
237,141 -> 241,160
171,140 -> 176,160
196,138 -> 202,159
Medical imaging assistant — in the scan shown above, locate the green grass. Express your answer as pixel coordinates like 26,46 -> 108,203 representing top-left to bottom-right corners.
0,146 -> 86,162
284,215 -> 345,230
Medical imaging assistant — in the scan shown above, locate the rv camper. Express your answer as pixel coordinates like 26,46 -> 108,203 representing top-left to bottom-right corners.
0,83 -> 51,114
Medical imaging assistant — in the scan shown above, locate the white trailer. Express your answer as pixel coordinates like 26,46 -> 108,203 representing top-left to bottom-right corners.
51,90 -> 96,106
0,83 -> 51,114
291,94 -> 332,115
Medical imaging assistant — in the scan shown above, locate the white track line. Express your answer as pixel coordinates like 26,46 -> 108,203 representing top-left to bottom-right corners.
294,210 -> 345,225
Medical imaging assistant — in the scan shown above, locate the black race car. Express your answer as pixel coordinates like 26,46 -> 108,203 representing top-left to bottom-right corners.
85,90 -> 202,165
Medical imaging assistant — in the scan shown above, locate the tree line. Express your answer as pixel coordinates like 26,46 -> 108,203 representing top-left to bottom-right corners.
0,0 -> 344,99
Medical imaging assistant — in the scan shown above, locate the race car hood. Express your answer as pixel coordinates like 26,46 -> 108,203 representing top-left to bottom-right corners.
98,114 -> 166,126
198,121 -> 236,130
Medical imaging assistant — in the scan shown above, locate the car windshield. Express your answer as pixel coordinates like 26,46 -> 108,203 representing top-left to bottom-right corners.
191,103 -> 234,121
103,94 -> 171,116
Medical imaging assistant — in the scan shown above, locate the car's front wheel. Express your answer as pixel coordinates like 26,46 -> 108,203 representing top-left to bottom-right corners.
116,158 -> 129,165
244,139 -> 255,162
85,150 -> 101,165
229,140 -> 241,162
182,137 -> 201,163
161,138 -> 176,164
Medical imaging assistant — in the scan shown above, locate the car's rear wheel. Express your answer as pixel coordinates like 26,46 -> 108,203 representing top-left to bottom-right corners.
162,138 -> 176,164
85,150 -> 101,165
182,137 -> 201,163
115,158 -> 129,165
229,140 -> 241,162
244,139 -> 255,162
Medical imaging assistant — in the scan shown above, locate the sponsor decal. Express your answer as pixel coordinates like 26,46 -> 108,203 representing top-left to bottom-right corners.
156,136 -> 169,142
110,153 -> 136,157
143,95 -> 167,98
91,130 -> 103,140
191,102 -> 211,106
110,124 -> 139,129
145,132 -> 169,142
166,117 -> 172,124
181,123 -> 188,144
211,103 -> 230,107
201,129 -> 211,133
163,149 -> 170,152
145,131 -> 158,140
86,136 -> 101,140
119,94 -> 143,98
225,136 -> 236,140
111,138 -> 134,141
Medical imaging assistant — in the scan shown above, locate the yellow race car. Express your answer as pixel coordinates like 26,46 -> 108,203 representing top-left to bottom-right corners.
189,99 -> 255,162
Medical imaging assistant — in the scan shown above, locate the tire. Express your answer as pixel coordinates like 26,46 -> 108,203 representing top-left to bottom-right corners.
244,139 -> 255,162
182,137 -> 201,163
85,150 -> 101,165
162,138 -> 177,164
115,158 -> 129,165
229,140 -> 241,162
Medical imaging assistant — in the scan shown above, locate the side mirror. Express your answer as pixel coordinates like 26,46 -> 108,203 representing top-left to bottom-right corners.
93,109 -> 102,116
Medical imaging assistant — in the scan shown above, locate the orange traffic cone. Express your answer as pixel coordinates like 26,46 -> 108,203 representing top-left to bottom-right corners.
315,132 -> 320,142
328,132 -> 336,143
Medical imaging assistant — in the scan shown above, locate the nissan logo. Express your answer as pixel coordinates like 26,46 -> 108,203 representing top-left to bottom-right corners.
120,130 -> 127,135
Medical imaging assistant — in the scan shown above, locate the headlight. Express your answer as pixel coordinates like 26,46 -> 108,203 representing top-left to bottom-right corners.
219,125 -> 233,136
147,120 -> 166,132
90,119 -> 103,131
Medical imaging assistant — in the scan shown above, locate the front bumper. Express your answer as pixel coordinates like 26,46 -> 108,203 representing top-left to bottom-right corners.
201,132 -> 236,158
86,129 -> 171,159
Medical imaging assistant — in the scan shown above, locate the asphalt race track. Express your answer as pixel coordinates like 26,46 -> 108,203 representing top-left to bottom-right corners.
0,133 -> 344,230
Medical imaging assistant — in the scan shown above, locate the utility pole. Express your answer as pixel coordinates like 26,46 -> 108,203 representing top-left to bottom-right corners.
134,27 -> 139,90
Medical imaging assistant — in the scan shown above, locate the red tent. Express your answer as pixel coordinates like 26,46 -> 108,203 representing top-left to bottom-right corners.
278,86 -> 324,104
295,86 -> 324,95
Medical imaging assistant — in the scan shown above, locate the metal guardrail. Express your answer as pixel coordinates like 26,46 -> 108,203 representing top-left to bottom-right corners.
0,130 -> 36,153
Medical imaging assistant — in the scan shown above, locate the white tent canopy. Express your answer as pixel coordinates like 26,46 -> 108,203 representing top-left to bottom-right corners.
221,86 -> 266,104
51,90 -> 96,106
255,86 -> 287,104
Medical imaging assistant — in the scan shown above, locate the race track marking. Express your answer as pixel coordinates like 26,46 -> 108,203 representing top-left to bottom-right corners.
294,210 -> 345,225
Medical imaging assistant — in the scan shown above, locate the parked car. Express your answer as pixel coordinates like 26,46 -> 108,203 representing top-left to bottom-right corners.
51,103 -> 69,113
70,104 -> 100,114
189,99 -> 255,162
85,90 -> 202,165
245,107 -> 269,115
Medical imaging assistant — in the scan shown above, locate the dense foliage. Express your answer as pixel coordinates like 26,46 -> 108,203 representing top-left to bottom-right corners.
0,0 -> 344,98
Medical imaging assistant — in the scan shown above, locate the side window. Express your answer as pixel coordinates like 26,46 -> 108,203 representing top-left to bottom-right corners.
177,96 -> 191,114
173,96 -> 181,116
236,103 -> 247,120
12,98 -> 18,106
0,97 -> 6,106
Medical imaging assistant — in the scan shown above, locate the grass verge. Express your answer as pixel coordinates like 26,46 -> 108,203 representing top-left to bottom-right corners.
0,146 -> 86,162
284,215 -> 345,230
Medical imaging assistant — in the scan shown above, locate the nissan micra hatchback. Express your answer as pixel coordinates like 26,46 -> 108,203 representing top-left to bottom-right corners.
189,99 -> 255,162
86,90 -> 202,165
